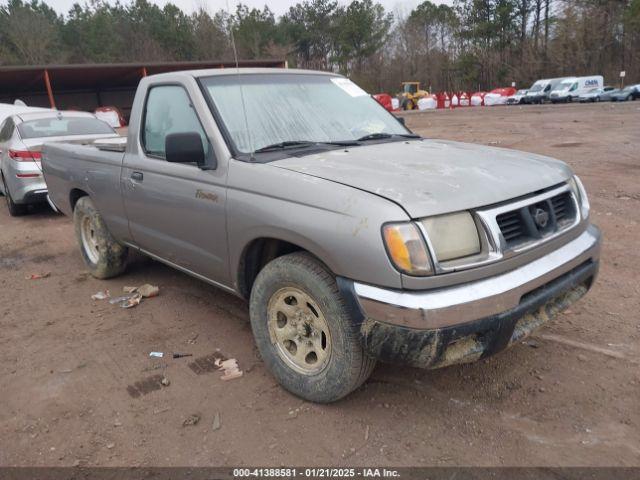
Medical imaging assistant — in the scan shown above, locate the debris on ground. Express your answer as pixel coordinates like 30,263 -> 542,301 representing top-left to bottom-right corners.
187,333 -> 199,345
172,353 -> 193,359
523,339 -> 539,348
212,412 -> 221,431
161,376 -> 170,386
182,414 -> 200,427
149,352 -> 164,358
215,358 -> 243,381
91,290 -> 110,300
26,272 -> 50,280
109,292 -> 142,309
123,284 -> 159,298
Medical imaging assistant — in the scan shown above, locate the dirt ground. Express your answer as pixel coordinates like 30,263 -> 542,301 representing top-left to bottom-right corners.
1,102 -> 639,467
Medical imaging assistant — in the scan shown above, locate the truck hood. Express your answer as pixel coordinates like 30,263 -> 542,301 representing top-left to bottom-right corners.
271,139 -> 573,218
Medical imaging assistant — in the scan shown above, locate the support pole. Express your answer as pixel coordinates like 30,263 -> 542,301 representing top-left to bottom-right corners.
43,69 -> 56,109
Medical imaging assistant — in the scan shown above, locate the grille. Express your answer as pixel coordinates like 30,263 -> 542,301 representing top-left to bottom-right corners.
497,190 -> 577,248
551,191 -> 573,225
496,210 -> 526,243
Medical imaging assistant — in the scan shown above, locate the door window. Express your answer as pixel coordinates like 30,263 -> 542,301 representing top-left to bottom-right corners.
141,85 -> 208,159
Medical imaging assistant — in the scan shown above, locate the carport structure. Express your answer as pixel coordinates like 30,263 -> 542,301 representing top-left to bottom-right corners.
0,59 -> 286,120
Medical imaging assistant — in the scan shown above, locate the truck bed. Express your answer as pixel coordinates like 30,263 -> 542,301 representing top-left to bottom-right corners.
42,141 -> 125,218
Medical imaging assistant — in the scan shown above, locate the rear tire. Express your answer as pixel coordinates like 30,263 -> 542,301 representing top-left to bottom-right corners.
249,252 -> 376,403
73,196 -> 128,279
2,175 -> 27,217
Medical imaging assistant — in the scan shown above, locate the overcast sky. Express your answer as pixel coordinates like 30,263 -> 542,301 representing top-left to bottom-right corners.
27,0 -> 453,18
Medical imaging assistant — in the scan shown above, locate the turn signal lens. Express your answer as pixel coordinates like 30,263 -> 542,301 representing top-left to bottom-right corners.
382,223 -> 432,276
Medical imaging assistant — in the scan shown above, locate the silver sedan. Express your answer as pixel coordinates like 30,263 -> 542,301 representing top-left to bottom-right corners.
0,110 -> 118,216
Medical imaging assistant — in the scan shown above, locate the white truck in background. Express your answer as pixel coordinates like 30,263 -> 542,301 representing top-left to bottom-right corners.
523,77 -> 572,104
550,76 -> 604,103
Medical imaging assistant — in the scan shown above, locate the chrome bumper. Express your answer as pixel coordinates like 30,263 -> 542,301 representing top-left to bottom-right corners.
353,224 -> 601,330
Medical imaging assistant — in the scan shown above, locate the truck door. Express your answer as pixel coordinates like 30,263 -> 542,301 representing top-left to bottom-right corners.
121,84 -> 230,286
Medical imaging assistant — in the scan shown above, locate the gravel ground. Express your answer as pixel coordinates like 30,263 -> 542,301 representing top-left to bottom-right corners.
1,101 -> 639,467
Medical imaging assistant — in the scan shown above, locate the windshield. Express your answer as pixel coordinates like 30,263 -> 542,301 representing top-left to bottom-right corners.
200,73 -> 409,154
403,83 -> 418,94
556,80 -> 574,91
528,81 -> 545,93
18,117 -> 114,139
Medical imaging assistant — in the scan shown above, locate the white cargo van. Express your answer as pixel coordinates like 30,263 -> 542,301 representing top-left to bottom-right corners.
523,77 -> 573,104
549,75 -> 604,103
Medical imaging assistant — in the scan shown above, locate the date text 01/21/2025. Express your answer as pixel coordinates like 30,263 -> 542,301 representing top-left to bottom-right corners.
232,468 -> 400,478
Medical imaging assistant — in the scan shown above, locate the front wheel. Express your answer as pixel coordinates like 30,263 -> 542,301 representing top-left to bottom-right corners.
73,196 -> 128,279
249,252 -> 376,403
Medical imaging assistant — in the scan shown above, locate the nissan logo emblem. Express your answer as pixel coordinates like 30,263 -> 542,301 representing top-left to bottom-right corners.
533,208 -> 549,228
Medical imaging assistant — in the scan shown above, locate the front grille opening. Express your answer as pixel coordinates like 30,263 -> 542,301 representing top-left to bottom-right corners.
497,190 -> 578,249
496,210 -> 526,243
551,191 -> 575,227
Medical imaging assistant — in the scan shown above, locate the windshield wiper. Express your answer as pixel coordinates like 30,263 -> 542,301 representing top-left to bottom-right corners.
254,141 -> 315,153
254,140 -> 359,153
356,133 -> 421,142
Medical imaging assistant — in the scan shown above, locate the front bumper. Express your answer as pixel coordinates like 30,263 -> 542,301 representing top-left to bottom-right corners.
343,225 -> 601,368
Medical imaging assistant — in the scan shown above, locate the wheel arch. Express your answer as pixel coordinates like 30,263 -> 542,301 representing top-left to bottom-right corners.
69,188 -> 89,211
236,235 -> 334,300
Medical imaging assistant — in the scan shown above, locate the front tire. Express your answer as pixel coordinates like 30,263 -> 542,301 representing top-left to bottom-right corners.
73,196 -> 128,279
249,252 -> 376,403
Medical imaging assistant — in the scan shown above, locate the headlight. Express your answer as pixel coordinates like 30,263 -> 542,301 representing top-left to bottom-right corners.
382,223 -> 432,276
420,211 -> 481,262
568,175 -> 590,219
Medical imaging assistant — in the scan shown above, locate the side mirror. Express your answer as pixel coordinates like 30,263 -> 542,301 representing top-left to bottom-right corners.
396,116 -> 406,126
165,132 -> 205,166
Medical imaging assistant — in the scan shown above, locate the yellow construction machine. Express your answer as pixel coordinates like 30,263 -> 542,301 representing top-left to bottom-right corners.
399,82 -> 429,110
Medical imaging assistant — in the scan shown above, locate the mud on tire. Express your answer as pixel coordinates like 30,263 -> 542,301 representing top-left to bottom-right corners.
73,196 -> 128,279
249,252 -> 376,403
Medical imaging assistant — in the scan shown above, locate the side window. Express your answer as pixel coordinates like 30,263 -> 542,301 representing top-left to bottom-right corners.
142,85 -> 208,159
570,83 -> 578,92
544,84 -> 551,92
0,118 -> 14,142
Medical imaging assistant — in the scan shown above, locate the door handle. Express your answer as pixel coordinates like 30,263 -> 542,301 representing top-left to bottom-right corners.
131,171 -> 143,182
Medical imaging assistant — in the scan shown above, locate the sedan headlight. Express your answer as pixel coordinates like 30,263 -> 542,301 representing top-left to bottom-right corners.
420,211 -> 481,262
382,223 -> 432,276
568,175 -> 590,219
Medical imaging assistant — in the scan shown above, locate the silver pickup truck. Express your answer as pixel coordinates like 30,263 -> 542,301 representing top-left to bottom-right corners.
43,68 -> 601,402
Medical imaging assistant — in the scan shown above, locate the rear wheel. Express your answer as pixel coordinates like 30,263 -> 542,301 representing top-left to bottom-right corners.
2,175 -> 27,217
249,252 -> 376,403
73,196 -> 128,279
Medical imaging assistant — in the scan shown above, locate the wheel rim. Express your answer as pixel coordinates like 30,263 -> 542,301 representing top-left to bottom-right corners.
267,287 -> 332,375
80,215 -> 100,264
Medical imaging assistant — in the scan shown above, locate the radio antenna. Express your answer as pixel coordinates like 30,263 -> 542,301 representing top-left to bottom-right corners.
226,0 -> 254,160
